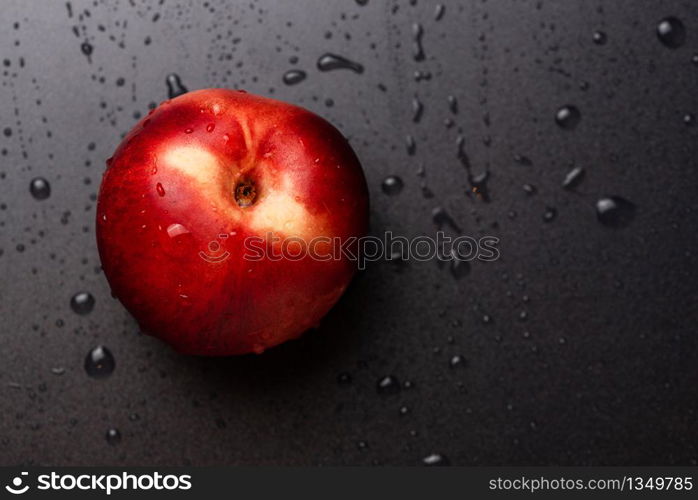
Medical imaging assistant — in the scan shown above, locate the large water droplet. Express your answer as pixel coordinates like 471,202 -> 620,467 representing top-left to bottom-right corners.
596,196 -> 636,227
317,53 -> 364,73
282,69 -> 307,85
382,175 -> 404,195
84,346 -> 115,378
70,292 -> 95,315
555,105 -> 581,130
29,177 -> 51,200
657,17 -> 686,48
166,73 -> 188,98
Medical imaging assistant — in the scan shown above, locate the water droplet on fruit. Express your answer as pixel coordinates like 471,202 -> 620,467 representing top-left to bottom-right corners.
70,292 -> 95,315
657,17 -> 686,48
555,105 -> 581,130
166,73 -> 188,98
184,128 -> 193,134
596,196 -> 636,227
317,53 -> 364,73
29,177 -> 51,200
84,346 -> 115,378
282,69 -> 307,85
450,258 -> 470,280
106,428 -> 121,445
376,375 -> 401,395
80,41 -> 93,57
447,95 -> 458,114
156,183 -> 165,196
165,223 -> 189,240
206,123 -> 215,132
382,175 -> 404,195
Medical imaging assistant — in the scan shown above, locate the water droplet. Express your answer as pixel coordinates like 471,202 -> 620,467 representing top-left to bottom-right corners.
543,206 -> 557,222
106,428 -> 121,445
282,69 -> 307,85
592,31 -> 607,45
382,175 -> 404,195
51,367 -> 65,376
166,73 -> 188,98
84,346 -> 115,378
422,453 -> 449,466
376,375 -> 401,395
434,4 -> 445,21
412,95 -> 423,122
70,292 -> 95,315
562,166 -> 585,189
683,113 -> 695,126
80,41 -> 93,57
450,258 -> 470,280
405,134 -> 416,155
412,23 -> 425,61
657,17 -> 686,48
156,183 -> 165,196
555,105 -> 581,130
447,95 -> 458,114
596,196 -> 636,227
522,183 -> 536,195
317,53 -> 364,73
449,355 -> 465,368
206,123 -> 215,133
184,128 -> 193,134
337,372 -> 352,385
432,207 -> 461,232
29,177 -> 51,200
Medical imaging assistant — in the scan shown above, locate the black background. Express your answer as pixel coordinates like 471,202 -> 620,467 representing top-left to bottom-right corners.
0,0 -> 696,466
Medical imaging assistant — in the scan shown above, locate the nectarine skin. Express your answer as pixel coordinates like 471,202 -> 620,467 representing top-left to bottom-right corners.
96,89 -> 369,355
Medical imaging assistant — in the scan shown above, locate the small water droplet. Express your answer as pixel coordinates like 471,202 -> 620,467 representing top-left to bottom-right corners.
156,183 -> 165,196
337,372 -> 352,385
317,53 -> 364,73
542,206 -> 557,222
29,177 -> 51,200
405,134 -> 416,155
592,31 -> 607,45
80,41 -> 93,57
555,105 -> 581,130
432,207 -> 461,232
376,375 -> 401,395
70,292 -> 95,315
84,346 -> 115,378
206,123 -> 215,133
412,95 -> 423,122
382,175 -> 404,195
683,113 -> 695,126
106,428 -> 121,445
412,23 -> 425,61
562,166 -> 585,189
166,73 -> 188,98
596,196 -> 636,228
447,95 -> 458,114
282,69 -> 307,85
450,258 -> 470,280
422,453 -> 449,466
522,183 -> 536,195
657,17 -> 686,48
449,355 -> 465,368
434,4 -> 445,21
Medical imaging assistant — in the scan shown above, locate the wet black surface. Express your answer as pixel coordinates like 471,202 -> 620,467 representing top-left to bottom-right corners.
0,0 -> 696,465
